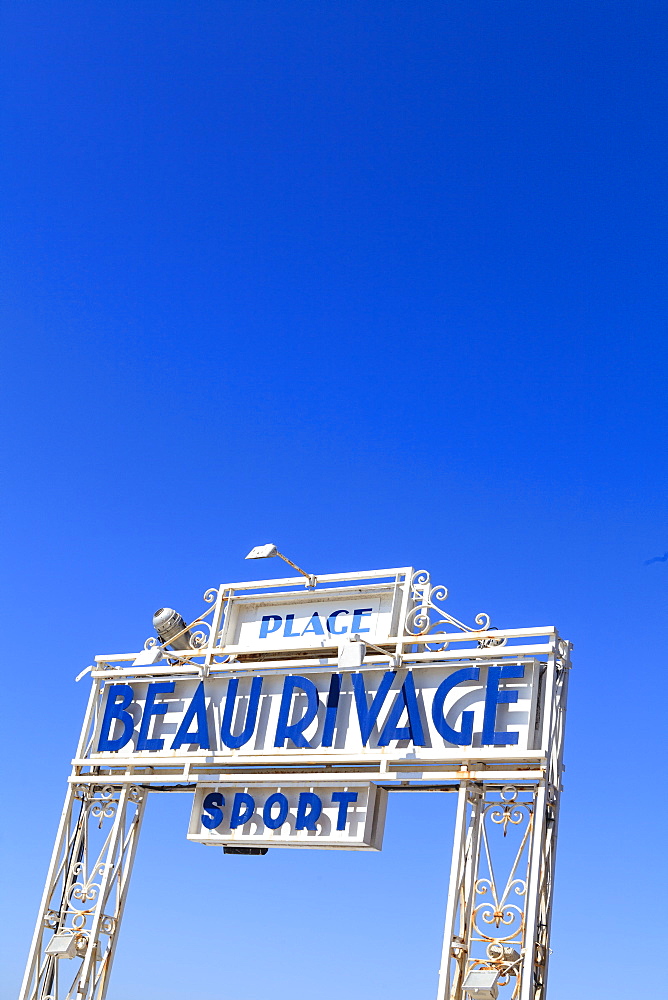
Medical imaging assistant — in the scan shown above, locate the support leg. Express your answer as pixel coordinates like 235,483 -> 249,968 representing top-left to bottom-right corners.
18,783 -> 146,1000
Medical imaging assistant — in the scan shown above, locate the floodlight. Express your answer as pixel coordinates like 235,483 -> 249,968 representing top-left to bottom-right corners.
338,635 -> 367,669
45,933 -> 77,959
153,608 -> 193,650
462,969 -> 500,999
246,544 -> 279,559
338,634 -> 401,669
245,544 -> 316,588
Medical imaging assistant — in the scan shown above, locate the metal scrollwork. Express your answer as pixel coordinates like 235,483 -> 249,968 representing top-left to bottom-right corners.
463,785 -> 534,998
141,586 -> 222,654
91,786 -> 117,827
489,785 -> 531,837
188,620 -> 212,649
68,862 -> 109,912
405,570 -> 503,648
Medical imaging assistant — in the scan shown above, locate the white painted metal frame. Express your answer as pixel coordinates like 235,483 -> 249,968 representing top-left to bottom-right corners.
19,567 -> 570,1000
435,639 -> 570,1000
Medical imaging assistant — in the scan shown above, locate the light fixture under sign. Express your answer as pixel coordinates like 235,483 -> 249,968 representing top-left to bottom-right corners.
223,845 -> 269,856
338,633 -> 402,669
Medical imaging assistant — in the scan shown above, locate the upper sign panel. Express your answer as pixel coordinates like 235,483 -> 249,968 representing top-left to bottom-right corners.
221,583 -> 401,652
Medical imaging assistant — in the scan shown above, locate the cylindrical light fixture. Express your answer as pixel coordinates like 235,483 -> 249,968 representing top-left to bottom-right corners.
153,608 -> 193,650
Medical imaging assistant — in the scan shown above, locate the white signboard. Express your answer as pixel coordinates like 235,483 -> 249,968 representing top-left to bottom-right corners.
188,783 -> 387,850
93,660 -> 539,763
219,584 -> 402,653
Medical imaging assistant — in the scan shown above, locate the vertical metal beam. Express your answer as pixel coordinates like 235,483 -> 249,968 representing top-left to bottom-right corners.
436,782 -> 484,1000
19,784 -> 79,1000
434,645 -> 568,999
91,787 -> 146,1000
19,783 -> 147,1000
519,782 -> 547,1000
436,781 -> 470,1000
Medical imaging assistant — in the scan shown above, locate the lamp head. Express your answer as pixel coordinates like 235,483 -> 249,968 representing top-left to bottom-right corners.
153,608 -> 193,650
246,544 -> 278,560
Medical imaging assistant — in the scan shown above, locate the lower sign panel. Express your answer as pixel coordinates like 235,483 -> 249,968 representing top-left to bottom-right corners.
188,783 -> 387,850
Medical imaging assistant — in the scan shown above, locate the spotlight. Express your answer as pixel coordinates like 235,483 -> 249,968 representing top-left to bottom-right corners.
153,608 -> 193,650
462,969 -> 500,999
338,634 -> 402,669
45,933 -> 77,959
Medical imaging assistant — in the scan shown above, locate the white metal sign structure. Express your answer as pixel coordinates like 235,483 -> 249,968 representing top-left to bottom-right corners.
19,565 -> 570,1000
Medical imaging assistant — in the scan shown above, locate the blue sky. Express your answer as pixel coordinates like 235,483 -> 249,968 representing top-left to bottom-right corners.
1,3 -> 667,999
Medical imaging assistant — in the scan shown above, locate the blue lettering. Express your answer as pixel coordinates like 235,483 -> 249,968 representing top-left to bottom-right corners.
137,682 -> 175,752
98,684 -> 135,752
321,673 -> 341,747
351,608 -> 373,634
170,681 -> 211,750
378,672 -> 426,746
274,676 -> 320,748
432,667 -> 480,745
331,791 -> 358,830
301,612 -> 325,637
284,613 -> 301,637
296,792 -> 322,831
230,792 -> 255,828
482,665 -> 524,746
221,676 -> 263,749
201,792 -> 225,829
351,671 -> 395,745
327,610 -> 349,635
263,792 -> 289,829
259,615 -> 282,639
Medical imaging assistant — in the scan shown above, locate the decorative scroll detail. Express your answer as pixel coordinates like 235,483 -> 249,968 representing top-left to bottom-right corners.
141,585 -> 223,656
489,785 -> 531,837
90,786 -> 117,827
468,786 -> 534,999
405,570 -> 504,649
128,785 -> 143,804
69,862 -> 109,912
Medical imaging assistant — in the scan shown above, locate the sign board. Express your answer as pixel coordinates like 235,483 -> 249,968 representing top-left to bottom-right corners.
218,583 -> 404,654
93,660 -> 540,763
188,782 -> 387,850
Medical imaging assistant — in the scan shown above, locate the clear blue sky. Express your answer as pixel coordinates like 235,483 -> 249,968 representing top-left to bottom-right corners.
1,3 -> 666,999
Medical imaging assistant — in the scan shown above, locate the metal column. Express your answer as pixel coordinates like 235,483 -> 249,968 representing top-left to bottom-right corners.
19,783 -> 146,1000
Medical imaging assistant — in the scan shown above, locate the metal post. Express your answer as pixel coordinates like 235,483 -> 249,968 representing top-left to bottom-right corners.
436,782 -> 484,1000
19,783 -> 146,1000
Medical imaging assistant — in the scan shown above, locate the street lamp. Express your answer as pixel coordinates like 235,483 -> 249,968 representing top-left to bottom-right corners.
245,544 -> 316,588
